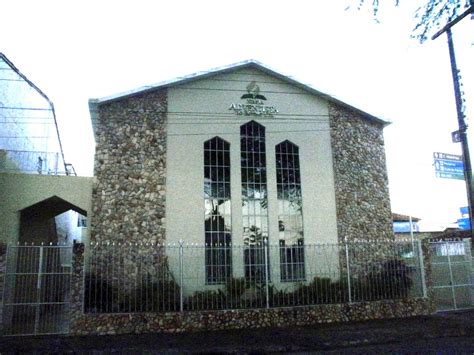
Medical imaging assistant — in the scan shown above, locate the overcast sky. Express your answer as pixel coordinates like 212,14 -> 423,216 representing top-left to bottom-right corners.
1,0 -> 473,229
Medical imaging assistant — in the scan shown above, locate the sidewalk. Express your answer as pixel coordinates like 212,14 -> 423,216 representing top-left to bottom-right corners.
1,310 -> 473,353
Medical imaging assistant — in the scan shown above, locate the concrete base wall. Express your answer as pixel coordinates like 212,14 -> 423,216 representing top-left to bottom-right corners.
70,299 -> 432,336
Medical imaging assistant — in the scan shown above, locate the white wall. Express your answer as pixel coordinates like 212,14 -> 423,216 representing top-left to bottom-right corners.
55,210 -> 85,244
165,68 -> 339,292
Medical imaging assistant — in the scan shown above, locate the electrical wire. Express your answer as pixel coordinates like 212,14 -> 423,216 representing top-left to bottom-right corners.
1,106 -> 52,111
0,115 -> 54,119
167,111 -> 331,118
0,136 -> 50,139
168,129 -> 331,137
1,121 -> 54,124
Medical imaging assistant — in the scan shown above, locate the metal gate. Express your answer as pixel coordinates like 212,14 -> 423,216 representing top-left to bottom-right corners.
430,239 -> 473,311
1,245 -> 72,335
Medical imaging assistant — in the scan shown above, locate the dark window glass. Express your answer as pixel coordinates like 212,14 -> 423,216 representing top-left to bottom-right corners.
240,121 -> 269,282
276,140 -> 305,281
204,137 -> 231,284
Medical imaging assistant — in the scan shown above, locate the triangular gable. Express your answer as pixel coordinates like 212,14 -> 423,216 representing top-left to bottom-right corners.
91,59 -> 389,126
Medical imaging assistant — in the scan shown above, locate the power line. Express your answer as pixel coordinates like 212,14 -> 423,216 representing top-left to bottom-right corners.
100,121 -> 330,129
0,136 -> 50,139
0,106 -> 52,111
168,129 -> 331,137
1,121 -> 55,124
0,78 -> 28,82
0,115 -> 54,119
169,86 -> 314,96
169,111 -> 329,116
167,121 -> 329,125
167,111 -> 331,118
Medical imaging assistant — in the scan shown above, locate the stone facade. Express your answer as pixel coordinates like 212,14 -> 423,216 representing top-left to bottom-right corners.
329,104 -> 393,243
91,90 -> 167,245
70,242 -> 85,329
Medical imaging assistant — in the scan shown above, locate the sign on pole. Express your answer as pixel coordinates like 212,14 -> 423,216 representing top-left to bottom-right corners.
452,130 -> 462,143
433,152 -> 464,180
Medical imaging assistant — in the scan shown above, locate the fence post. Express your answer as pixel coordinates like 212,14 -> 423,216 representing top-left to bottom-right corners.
263,238 -> 270,309
417,240 -> 427,298
179,240 -> 184,312
344,236 -> 352,303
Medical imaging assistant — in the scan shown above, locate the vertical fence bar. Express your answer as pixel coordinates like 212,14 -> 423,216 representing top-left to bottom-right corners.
179,241 -> 184,312
445,242 -> 457,310
344,237 -> 352,303
417,240 -> 427,298
2,245 -> 12,335
34,246 -> 44,335
263,239 -> 270,309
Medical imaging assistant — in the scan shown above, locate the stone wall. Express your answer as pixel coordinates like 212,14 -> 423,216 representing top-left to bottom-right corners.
329,104 -> 393,243
91,90 -> 167,245
70,299 -> 431,336
70,242 -> 85,331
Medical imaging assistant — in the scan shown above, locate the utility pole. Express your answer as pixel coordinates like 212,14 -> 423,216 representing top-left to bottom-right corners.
432,5 -> 474,236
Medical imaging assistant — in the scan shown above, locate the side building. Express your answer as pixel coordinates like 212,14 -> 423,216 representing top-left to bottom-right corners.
0,53 -> 92,246
0,53 -> 93,336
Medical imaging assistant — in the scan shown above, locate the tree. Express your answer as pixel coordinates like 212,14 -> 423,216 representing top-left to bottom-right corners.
354,0 -> 473,42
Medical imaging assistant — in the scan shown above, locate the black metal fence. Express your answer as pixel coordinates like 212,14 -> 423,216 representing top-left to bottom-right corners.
83,240 -> 425,313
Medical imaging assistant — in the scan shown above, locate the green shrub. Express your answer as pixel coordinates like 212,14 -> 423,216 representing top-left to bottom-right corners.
364,258 -> 413,300
185,290 -> 226,310
125,278 -> 180,312
84,273 -> 120,313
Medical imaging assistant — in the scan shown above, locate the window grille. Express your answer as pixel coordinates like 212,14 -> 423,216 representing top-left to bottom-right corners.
240,121 -> 269,282
204,137 -> 232,284
276,140 -> 305,281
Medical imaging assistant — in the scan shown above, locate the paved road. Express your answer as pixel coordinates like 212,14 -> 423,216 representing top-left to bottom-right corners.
323,337 -> 474,354
1,310 -> 473,353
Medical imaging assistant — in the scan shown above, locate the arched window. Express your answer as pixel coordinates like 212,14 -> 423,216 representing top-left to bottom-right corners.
276,140 -> 305,281
204,137 -> 231,284
240,121 -> 269,282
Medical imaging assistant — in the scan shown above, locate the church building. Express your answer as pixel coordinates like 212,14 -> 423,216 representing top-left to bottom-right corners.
89,60 -> 393,287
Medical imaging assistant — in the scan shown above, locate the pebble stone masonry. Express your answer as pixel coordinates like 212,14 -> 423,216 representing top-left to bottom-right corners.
72,79 -> 432,335
329,103 -> 394,243
91,89 -> 168,245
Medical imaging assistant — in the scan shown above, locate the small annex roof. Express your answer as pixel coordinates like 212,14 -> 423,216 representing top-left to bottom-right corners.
392,213 -> 421,222
92,59 -> 389,126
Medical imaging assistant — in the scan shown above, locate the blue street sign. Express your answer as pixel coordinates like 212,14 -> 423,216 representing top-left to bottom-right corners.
435,171 -> 464,180
434,159 -> 464,174
460,206 -> 469,217
457,218 -> 471,231
433,152 -> 464,180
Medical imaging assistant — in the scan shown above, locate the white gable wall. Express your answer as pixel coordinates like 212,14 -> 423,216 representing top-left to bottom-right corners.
165,68 -> 338,290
